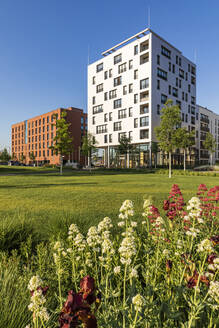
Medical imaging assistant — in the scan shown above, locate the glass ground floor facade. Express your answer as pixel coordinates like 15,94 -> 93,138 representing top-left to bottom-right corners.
93,143 -> 199,168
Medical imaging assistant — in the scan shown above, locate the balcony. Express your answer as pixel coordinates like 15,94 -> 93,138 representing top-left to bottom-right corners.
200,117 -> 209,124
140,91 -> 149,103
140,53 -> 149,65
140,104 -> 149,114
200,125 -> 209,132
140,41 -> 149,52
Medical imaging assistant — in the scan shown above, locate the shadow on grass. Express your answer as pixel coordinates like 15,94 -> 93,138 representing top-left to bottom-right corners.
0,182 -> 97,189
0,166 -> 156,177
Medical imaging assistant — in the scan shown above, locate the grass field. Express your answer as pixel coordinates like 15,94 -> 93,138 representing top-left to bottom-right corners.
0,167 -> 218,328
0,166 -> 218,250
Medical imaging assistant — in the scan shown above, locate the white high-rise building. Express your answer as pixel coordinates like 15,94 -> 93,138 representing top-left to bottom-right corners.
87,28 -> 198,167
197,105 -> 219,164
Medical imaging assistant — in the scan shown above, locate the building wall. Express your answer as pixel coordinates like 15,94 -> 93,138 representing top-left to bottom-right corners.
88,28 -> 198,166
197,105 -> 219,164
11,107 -> 87,165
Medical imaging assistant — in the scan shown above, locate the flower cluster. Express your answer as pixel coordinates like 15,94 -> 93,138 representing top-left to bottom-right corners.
118,199 -> 134,224
164,184 -> 185,220
197,184 -> 219,219
132,294 -> 146,312
142,199 -> 160,225
197,239 -> 215,253
208,281 -> 219,309
119,228 -> 137,265
28,276 -> 49,323
87,226 -> 101,251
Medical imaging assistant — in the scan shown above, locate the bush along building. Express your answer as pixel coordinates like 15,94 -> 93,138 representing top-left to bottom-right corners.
11,107 -> 87,166
88,27 -> 219,167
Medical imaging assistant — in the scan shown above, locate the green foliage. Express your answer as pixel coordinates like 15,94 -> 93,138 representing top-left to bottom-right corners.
174,128 -> 195,150
117,136 -> 133,155
29,152 -> 36,162
203,132 -> 216,154
0,148 -> 11,161
155,99 -> 182,153
50,111 -> 73,157
0,186 -> 218,327
81,132 -> 97,158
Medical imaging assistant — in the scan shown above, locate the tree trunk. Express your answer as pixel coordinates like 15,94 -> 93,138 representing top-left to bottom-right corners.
210,153 -> 213,166
89,150 -> 91,173
127,151 -> 130,168
155,153 -> 157,169
169,152 -> 172,178
60,156 -> 63,175
184,149 -> 186,171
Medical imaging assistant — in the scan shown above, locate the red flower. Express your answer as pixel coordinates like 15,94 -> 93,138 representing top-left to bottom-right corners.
163,200 -> 169,210
59,276 -> 100,328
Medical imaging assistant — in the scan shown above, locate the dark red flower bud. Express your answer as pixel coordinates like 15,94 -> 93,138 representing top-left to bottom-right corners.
166,260 -> 172,273
210,235 -> 219,245
163,200 -> 169,210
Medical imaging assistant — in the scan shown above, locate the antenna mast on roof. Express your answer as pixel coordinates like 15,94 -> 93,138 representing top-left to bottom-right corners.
148,6 -> 151,28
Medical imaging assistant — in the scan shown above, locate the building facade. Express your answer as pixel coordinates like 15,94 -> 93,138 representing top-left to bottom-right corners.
197,105 -> 219,165
88,28 -> 198,167
11,107 -> 87,165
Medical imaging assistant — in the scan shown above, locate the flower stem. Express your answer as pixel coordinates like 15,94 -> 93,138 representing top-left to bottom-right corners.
132,309 -> 139,328
123,264 -> 127,328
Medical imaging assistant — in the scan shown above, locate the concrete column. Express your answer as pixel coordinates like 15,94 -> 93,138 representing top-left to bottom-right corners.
149,142 -> 152,168
107,146 -> 110,168
104,148 -> 107,166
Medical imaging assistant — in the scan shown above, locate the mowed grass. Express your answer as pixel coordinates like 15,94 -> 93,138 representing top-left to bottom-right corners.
0,168 -> 218,250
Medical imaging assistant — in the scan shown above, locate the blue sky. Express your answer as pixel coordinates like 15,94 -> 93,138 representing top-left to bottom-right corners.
0,0 -> 219,150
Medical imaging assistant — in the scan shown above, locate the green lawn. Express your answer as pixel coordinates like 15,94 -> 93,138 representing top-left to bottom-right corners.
0,167 -> 218,250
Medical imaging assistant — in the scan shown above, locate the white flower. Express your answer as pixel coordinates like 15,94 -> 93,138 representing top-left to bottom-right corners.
132,294 -> 146,311
197,239 -> 214,253
163,249 -> 170,256
53,241 -> 62,251
119,200 -> 134,220
28,276 -> 43,291
118,221 -> 125,227
186,227 -> 200,238
131,221 -> 137,227
130,267 -> 138,278
208,281 -> 219,305
87,226 -> 101,248
98,217 -> 113,232
114,266 -> 121,274
28,276 -> 49,322
119,233 -> 136,265
205,272 -> 214,279
69,224 -> 79,233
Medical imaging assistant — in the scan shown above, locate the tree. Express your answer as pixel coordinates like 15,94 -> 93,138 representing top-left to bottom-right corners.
50,111 -> 74,175
0,148 -> 11,162
29,152 -> 36,165
81,132 -> 97,169
174,128 -> 195,171
151,142 -> 159,168
203,132 -> 216,166
117,135 -> 133,168
155,99 -> 181,178
20,153 -> 26,164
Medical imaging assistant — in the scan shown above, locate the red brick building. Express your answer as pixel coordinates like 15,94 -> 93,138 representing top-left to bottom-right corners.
11,107 -> 87,165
